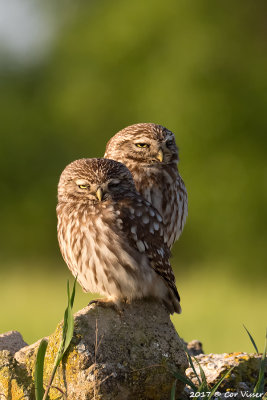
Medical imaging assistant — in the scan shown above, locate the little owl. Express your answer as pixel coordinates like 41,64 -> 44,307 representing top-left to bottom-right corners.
57,158 -> 181,314
104,123 -> 188,248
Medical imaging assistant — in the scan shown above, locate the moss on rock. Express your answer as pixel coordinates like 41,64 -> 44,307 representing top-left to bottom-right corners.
0,300 -> 188,399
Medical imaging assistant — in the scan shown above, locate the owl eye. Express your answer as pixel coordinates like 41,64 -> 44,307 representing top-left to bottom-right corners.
135,143 -> 150,148
78,185 -> 88,189
108,181 -> 120,189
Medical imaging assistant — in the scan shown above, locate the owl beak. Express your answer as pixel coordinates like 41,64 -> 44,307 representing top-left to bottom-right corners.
156,148 -> 164,162
96,187 -> 104,201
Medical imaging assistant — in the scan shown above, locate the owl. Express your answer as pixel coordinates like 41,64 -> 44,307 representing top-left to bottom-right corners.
57,158 -> 181,314
104,123 -> 188,248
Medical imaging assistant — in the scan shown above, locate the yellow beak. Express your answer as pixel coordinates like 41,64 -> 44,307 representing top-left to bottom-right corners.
96,187 -> 103,201
156,148 -> 164,162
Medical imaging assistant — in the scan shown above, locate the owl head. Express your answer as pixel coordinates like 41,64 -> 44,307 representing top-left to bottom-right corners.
58,158 -> 136,204
104,123 -> 179,166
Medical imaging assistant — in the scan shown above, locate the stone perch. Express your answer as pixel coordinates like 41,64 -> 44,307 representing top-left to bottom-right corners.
0,331 -> 28,355
0,300 -> 188,399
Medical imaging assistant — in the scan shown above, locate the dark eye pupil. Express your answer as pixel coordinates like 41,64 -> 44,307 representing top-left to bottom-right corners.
109,182 -> 119,188
166,140 -> 173,147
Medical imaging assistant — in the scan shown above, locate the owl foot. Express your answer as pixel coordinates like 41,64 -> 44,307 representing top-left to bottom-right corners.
88,298 -> 124,315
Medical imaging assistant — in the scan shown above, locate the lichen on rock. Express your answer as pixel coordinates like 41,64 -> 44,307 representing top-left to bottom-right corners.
184,351 -> 267,399
0,299 -> 188,399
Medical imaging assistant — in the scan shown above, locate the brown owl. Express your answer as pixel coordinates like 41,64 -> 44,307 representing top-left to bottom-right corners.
104,123 -> 188,248
57,158 -> 181,314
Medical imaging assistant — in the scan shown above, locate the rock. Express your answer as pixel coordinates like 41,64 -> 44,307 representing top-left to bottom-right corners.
0,330 -> 28,354
187,340 -> 203,356
184,352 -> 267,399
182,339 -> 204,356
0,299 -> 188,400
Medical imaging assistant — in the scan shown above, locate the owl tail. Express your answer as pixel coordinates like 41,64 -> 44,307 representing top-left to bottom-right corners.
165,289 -> 182,315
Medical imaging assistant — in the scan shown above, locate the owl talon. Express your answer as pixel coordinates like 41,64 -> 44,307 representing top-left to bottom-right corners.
88,298 -> 123,315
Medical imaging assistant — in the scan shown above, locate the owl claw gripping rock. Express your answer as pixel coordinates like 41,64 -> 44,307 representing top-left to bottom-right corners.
57,158 -> 181,314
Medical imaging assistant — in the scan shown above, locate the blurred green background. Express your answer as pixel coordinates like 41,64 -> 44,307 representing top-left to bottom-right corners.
0,0 -> 266,354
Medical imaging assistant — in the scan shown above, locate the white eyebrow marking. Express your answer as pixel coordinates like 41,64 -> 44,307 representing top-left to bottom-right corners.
109,178 -> 120,185
76,179 -> 89,185
133,137 -> 152,143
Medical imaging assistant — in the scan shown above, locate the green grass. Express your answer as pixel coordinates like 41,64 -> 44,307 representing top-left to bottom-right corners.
0,261 -> 266,354
35,279 -> 76,400
243,326 -> 267,395
170,347 -> 235,400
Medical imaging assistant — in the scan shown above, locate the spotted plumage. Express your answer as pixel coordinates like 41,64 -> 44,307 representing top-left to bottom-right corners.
104,123 -> 188,248
57,158 -> 181,314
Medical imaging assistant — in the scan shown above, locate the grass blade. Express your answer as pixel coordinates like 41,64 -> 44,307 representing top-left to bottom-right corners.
62,286 -> 74,354
208,366 -> 234,399
193,356 -> 208,390
170,379 -> 176,400
56,278 -> 77,365
34,338 -> 48,400
70,276 -> 77,308
183,346 -> 201,386
42,278 -> 77,400
243,325 -> 259,353
253,329 -> 267,394
171,368 -> 198,391
63,278 -> 77,354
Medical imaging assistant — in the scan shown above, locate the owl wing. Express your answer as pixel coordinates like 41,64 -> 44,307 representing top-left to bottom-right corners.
175,174 -> 188,239
117,195 -> 180,303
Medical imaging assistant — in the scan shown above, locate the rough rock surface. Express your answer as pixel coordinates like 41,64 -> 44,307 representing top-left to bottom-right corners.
182,339 -> 204,356
0,331 -> 28,354
0,299 -> 188,400
184,352 -> 267,399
